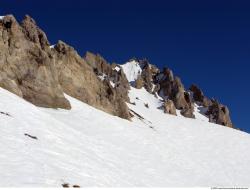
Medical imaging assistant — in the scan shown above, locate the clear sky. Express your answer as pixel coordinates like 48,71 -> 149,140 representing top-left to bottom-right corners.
1,0 -> 250,132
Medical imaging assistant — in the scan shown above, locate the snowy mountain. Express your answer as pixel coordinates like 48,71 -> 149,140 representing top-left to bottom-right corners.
0,14 -> 250,187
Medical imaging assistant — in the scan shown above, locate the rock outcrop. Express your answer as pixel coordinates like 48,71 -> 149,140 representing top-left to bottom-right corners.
138,59 -> 159,93
84,52 -> 130,100
157,69 -> 195,118
134,74 -> 144,89
52,42 -> 130,119
0,15 -> 130,119
206,99 -> 233,128
0,15 -> 70,109
163,99 -> 177,115
189,84 -> 211,107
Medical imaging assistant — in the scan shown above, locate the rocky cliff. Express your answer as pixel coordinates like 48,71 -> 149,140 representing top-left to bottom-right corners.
0,15 -> 130,119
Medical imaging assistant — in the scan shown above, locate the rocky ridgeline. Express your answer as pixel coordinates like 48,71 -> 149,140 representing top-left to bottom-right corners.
0,15 -> 130,119
132,59 -> 233,128
0,14 -> 233,128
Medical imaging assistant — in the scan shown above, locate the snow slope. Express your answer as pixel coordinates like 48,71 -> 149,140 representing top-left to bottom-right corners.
1,87 -> 250,187
121,60 -> 142,82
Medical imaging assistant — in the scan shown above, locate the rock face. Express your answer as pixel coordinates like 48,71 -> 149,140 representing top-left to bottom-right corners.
52,42 -> 130,119
83,51 -> 130,118
157,69 -> 195,118
163,99 -> 177,115
0,15 -> 130,119
189,84 -> 211,107
0,15 -> 70,109
138,59 -> 159,93
206,100 -> 233,128
189,84 -> 233,128
134,74 -> 144,89
84,51 -> 130,99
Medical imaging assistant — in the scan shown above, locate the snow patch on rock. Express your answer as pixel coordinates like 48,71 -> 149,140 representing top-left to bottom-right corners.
121,60 -> 142,82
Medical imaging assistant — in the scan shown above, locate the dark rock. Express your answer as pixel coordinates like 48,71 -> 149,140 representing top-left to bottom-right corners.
141,63 -> 153,92
189,84 -> 212,107
62,183 -> 70,188
189,84 -> 204,103
24,133 -> 38,140
206,100 -> 233,128
162,67 -> 174,81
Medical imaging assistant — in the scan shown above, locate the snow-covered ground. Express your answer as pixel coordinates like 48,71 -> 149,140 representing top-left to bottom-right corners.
1,87 -> 250,187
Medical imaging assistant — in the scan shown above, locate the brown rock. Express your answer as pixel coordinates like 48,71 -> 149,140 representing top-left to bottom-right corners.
169,78 -> 194,118
53,42 -> 130,119
157,70 -> 195,118
135,74 -> 144,89
0,15 -> 70,109
141,64 -> 153,92
189,84 -> 211,107
162,67 -> 174,81
163,99 -> 177,115
206,100 -> 233,128
85,51 -> 130,102
21,15 -> 50,50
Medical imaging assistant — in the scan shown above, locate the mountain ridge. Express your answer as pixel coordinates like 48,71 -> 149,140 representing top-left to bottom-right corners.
0,14 -> 233,129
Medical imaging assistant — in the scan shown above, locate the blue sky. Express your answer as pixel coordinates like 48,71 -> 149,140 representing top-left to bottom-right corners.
1,0 -> 250,132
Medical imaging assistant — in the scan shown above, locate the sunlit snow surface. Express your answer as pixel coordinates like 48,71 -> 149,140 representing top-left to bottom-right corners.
0,87 -> 250,187
120,60 -> 142,82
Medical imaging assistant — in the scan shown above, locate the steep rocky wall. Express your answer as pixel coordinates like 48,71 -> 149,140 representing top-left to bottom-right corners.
0,15 -> 130,119
0,15 -> 70,109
